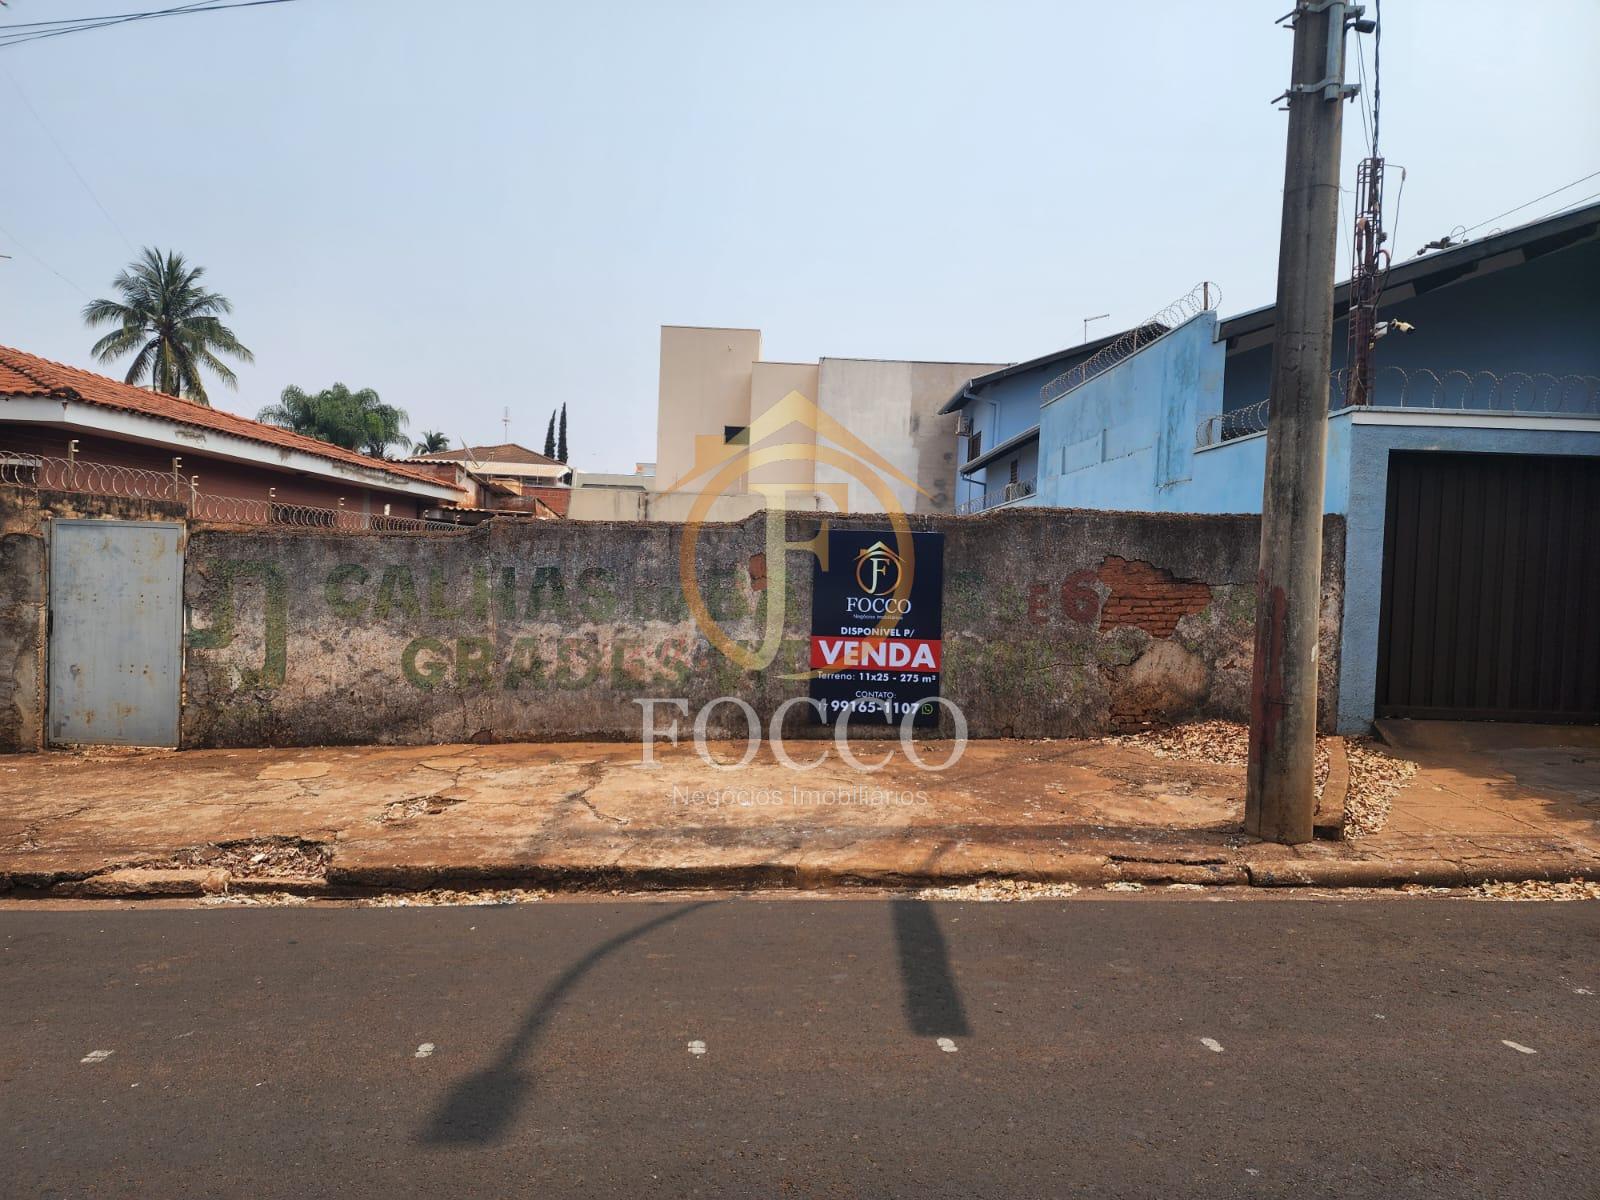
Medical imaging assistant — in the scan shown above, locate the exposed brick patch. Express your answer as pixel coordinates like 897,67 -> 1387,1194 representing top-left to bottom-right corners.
1096,556 -> 1212,638
748,551 -> 768,591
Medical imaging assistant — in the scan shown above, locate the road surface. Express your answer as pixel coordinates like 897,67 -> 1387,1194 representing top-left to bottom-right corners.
2,897 -> 1595,1198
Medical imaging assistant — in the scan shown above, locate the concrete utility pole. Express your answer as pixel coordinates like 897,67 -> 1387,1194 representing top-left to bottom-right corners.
1246,1 -> 1361,844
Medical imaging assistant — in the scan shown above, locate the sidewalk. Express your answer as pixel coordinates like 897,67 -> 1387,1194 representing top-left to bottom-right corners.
1,722 -> 1597,897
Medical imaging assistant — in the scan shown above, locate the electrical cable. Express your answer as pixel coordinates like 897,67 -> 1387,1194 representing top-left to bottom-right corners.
1458,171 -> 1600,236
0,0 -> 300,50
1,64 -> 135,253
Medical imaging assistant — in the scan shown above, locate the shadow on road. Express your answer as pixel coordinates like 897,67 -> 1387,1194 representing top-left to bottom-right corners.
890,899 -> 970,1038
419,901 -> 717,1146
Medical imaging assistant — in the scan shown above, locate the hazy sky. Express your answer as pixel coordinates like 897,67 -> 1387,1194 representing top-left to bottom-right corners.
2,1 -> 1597,470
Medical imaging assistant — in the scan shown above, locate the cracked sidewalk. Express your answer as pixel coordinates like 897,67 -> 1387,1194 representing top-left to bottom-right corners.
1,723 -> 1597,897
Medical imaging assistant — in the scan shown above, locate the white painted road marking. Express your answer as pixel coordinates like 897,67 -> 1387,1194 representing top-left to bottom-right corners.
1502,1040 -> 1537,1054
936,1038 -> 958,1053
414,1043 -> 435,1059
687,1040 -> 707,1056
80,1050 -> 113,1064
1200,1038 -> 1225,1053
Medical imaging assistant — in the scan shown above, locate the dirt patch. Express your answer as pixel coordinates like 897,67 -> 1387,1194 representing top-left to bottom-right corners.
1105,719 -> 1417,838
1343,738 -> 1418,838
1469,879 -> 1600,902
151,837 -> 331,880
915,880 -> 1082,901
378,795 -> 463,824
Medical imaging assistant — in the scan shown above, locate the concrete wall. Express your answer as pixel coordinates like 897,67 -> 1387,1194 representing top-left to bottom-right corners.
953,346 -> 1101,512
1037,314 -> 1225,512
178,507 -> 1345,748
566,487 -> 824,523
654,326 -> 762,493
815,359 -> 1001,515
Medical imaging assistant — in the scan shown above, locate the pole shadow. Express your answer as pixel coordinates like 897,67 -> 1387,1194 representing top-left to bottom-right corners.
419,900 -> 717,1146
890,898 -> 970,1038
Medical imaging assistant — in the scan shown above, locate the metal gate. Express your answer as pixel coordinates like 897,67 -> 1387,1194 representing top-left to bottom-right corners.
1376,451 -> 1600,722
48,520 -> 183,746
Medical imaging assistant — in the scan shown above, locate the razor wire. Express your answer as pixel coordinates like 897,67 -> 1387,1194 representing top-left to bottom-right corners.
1040,282 -> 1221,405
1195,368 -> 1600,447
0,453 -> 469,533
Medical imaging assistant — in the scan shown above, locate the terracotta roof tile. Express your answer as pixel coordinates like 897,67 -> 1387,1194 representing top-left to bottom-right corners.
0,344 -> 452,490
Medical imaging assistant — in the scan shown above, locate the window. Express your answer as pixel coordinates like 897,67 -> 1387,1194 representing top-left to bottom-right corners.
967,431 -> 982,462
1008,458 -> 1019,484
723,425 -> 749,446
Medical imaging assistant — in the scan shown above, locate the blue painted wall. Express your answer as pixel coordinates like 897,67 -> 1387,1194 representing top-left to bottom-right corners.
1036,313 -> 1227,511
953,345 -> 1099,510
1223,238 -> 1600,414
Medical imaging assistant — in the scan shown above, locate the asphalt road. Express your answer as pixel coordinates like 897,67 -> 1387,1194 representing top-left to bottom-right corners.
1,897 -> 1595,1199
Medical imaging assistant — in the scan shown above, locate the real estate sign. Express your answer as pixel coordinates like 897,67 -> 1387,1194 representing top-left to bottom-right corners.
809,529 -> 944,727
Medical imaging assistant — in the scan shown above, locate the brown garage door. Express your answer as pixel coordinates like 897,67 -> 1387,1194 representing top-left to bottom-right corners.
1376,451 -> 1600,722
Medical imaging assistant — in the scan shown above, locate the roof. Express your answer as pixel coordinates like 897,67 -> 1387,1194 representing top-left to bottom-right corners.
958,424 -> 1041,476
0,344 -> 449,489
1218,197 -> 1600,343
938,327 -> 1135,414
408,443 -> 566,469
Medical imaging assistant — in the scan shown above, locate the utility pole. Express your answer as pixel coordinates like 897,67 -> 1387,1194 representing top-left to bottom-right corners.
1246,0 -> 1364,844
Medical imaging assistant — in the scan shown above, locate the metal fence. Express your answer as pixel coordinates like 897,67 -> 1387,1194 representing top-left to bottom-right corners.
1040,282 -> 1221,405
1195,367 -> 1600,447
955,476 -> 1036,515
0,453 -> 469,534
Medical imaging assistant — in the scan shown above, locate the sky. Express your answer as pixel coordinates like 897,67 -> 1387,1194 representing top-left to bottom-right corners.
2,0 -> 1597,471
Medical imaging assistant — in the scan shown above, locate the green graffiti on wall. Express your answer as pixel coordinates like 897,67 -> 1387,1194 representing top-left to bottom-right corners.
189,559 -> 288,688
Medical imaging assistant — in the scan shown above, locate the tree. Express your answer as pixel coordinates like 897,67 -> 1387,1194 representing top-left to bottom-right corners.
543,411 -> 557,459
258,383 -> 410,458
81,247 -> 252,406
413,431 -> 450,455
557,402 -> 568,463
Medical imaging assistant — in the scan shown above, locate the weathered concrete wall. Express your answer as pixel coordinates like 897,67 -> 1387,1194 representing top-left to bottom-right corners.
0,487 -> 188,753
180,508 -> 1345,748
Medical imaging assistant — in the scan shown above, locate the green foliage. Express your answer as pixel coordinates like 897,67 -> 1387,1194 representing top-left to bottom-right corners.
543,411 -> 557,459
557,402 -> 568,463
82,247 -> 253,405
257,382 -> 410,458
413,430 -> 450,454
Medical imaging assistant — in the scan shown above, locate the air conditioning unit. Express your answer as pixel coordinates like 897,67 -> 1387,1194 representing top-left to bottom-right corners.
955,414 -> 973,438
1003,479 -> 1036,502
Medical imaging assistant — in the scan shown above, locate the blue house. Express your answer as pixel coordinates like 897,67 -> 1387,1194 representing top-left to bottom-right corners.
944,201 -> 1600,733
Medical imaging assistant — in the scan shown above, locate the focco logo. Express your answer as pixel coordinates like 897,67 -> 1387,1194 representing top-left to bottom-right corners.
854,540 -> 903,596
664,389 -> 921,677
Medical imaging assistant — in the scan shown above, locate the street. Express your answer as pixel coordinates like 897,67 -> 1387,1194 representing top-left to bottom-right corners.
2,897 -> 1595,1198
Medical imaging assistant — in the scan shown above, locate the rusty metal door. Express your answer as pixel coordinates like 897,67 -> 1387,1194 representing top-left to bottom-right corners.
1376,451 -> 1600,722
48,520 -> 183,746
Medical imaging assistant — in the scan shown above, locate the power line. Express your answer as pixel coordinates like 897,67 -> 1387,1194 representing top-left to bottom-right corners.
0,0 -> 300,50
1537,188 -> 1600,222
1458,171 -> 1600,236
1,64 -> 136,253
1371,0 -> 1381,155
0,218 -> 91,298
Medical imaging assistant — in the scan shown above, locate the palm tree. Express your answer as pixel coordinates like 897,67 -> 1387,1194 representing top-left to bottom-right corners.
413,431 -> 450,455
82,247 -> 252,405
258,383 -> 410,458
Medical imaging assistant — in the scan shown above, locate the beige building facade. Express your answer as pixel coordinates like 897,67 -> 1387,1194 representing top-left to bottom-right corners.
595,324 -> 1000,521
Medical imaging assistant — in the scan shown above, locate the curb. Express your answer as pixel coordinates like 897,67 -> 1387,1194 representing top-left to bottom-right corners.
11,852 -> 1600,899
